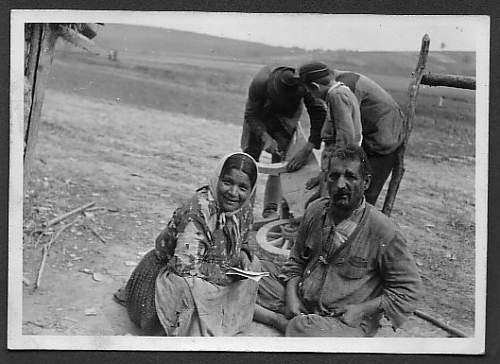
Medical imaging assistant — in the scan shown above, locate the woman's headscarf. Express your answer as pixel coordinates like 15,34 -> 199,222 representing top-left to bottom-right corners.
208,152 -> 258,215
205,152 -> 258,255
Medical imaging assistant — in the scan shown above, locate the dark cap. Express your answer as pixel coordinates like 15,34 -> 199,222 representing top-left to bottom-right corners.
298,62 -> 331,83
267,67 -> 301,102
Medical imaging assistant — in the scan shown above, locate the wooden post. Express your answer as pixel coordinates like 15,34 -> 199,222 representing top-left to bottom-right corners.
382,34 -> 430,216
24,24 -> 60,192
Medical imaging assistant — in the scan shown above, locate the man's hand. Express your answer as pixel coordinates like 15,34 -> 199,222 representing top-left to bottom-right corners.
287,142 -> 314,172
339,303 -> 367,328
285,277 -> 306,318
262,133 -> 282,157
285,292 -> 306,319
305,175 -> 320,190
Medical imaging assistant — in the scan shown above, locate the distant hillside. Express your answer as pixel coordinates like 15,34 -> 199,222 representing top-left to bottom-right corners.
283,49 -> 476,77
93,23 -> 305,60
63,23 -> 475,78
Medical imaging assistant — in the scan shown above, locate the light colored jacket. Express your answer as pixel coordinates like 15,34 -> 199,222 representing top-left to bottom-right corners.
321,81 -> 362,148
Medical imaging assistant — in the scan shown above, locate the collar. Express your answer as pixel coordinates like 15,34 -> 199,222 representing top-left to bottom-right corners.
327,81 -> 345,93
351,197 -> 366,221
325,197 -> 366,227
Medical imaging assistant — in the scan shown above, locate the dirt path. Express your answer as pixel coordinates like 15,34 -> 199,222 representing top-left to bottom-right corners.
22,90 -> 474,337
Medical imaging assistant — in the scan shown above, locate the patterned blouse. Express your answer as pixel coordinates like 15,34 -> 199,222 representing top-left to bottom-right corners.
155,186 -> 254,286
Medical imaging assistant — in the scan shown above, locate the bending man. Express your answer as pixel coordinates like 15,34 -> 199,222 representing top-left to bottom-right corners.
241,66 -> 326,218
299,62 -> 405,205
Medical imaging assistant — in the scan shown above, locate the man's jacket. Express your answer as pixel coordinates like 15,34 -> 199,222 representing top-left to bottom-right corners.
334,70 -> 405,155
283,198 -> 422,330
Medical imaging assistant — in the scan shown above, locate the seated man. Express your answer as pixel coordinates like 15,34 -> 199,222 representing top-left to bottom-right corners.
254,144 -> 422,336
241,65 -> 326,218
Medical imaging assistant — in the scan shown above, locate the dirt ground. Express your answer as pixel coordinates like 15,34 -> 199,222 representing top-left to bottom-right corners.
21,87 -> 475,338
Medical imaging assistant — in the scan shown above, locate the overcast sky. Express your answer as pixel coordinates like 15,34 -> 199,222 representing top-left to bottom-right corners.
18,11 -> 488,52
122,12 -> 487,52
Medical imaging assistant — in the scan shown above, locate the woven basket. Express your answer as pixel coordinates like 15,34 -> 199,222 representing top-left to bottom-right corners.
125,249 -> 165,331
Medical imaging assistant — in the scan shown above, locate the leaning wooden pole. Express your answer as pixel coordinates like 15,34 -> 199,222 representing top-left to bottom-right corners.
414,309 -> 467,337
23,24 -> 60,192
382,34 -> 430,216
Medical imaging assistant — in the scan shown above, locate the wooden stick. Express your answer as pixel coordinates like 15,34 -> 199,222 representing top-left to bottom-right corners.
33,230 -> 47,248
382,34 -> 430,216
49,221 -> 75,249
58,25 -> 101,54
25,320 -> 48,328
421,73 -> 476,90
34,244 -> 49,290
45,202 -> 95,227
414,309 -> 467,337
87,225 -> 107,244
34,221 -> 75,290
85,206 -> 107,212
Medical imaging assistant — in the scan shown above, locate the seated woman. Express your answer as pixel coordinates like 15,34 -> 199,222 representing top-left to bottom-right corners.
121,152 -> 260,336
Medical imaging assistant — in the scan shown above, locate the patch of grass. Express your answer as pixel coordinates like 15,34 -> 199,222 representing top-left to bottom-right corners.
441,193 -> 475,247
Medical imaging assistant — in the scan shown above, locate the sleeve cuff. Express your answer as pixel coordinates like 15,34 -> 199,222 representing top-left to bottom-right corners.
380,294 -> 413,330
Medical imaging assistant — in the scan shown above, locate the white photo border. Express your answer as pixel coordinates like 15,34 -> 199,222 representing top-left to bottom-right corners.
8,10 -> 489,353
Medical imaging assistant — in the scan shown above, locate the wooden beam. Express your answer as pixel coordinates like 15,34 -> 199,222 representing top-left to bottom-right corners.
23,24 -> 60,191
382,34 -> 430,216
421,73 -> 476,90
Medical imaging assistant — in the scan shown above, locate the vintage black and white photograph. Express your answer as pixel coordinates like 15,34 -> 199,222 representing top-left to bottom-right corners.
8,11 -> 488,353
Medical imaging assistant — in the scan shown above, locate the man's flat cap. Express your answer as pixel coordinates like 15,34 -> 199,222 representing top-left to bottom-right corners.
298,61 -> 331,83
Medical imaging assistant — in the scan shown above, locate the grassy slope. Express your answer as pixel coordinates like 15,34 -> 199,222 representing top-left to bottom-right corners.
51,46 -> 475,161
88,24 -> 476,75
92,23 -> 304,60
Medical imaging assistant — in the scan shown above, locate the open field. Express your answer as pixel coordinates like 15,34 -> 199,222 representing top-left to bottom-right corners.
21,24 -> 476,338
50,49 -> 475,161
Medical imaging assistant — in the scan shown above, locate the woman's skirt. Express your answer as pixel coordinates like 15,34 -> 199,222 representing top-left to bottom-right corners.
155,261 -> 260,336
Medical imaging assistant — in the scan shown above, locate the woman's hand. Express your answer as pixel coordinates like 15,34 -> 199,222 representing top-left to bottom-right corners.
239,250 -> 252,270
